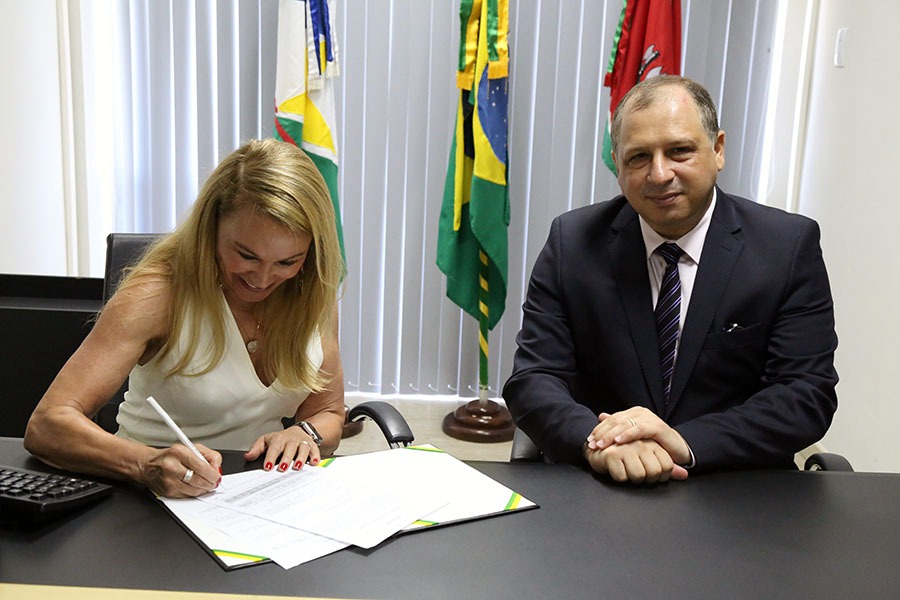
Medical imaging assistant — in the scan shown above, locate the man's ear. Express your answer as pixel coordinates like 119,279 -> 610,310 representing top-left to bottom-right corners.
714,130 -> 725,171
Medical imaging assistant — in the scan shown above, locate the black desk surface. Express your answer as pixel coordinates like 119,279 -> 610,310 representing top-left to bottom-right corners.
2,436 -> 899,599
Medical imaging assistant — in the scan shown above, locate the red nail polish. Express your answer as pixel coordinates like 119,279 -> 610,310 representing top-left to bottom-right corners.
265,462 -> 273,471
312,458 -> 319,465
279,462 -> 288,472
294,460 -> 303,470
218,467 -> 223,474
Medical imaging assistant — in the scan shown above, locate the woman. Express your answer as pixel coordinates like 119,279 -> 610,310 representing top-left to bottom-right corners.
25,139 -> 345,498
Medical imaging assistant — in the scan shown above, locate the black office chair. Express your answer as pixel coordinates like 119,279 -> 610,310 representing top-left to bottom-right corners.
101,233 -> 161,305
97,233 -> 414,449
93,233 -> 160,432
509,427 -> 854,471
510,428 -> 545,463
346,401 -> 415,449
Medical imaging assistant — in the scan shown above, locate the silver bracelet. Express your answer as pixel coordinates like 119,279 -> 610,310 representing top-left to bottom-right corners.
293,420 -> 323,446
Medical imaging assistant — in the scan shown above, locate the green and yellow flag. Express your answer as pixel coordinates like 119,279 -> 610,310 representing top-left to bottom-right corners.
273,0 -> 345,266
437,0 -> 510,334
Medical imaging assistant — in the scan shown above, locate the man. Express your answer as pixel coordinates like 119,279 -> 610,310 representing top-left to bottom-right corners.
503,76 -> 837,484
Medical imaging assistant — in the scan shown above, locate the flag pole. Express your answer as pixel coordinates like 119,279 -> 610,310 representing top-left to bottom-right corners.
439,0 -> 514,443
479,249 -> 490,405
442,247 -> 515,442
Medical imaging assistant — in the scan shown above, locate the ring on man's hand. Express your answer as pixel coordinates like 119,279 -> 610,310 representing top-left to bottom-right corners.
182,468 -> 194,484
628,418 -> 637,428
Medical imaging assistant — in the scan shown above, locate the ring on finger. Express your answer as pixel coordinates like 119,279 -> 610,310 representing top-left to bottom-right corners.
182,468 -> 194,484
628,418 -> 637,428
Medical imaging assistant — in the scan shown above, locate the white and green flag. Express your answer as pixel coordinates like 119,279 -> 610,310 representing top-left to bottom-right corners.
274,0 -> 345,265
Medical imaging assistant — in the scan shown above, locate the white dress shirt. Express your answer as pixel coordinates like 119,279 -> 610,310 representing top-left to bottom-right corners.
637,191 -> 717,469
639,189 -> 717,354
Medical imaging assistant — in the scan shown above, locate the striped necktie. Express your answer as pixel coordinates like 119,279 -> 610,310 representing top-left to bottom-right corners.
655,243 -> 684,401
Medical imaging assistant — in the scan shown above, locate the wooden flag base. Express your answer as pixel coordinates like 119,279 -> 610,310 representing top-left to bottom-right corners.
441,399 -> 516,443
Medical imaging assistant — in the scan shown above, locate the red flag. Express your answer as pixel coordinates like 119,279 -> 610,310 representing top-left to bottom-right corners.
602,0 -> 682,173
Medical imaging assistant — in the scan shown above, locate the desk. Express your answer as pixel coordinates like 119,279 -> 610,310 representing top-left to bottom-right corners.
2,437 -> 898,599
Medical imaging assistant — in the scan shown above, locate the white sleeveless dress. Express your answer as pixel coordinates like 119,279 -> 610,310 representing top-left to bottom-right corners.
115,294 -> 322,450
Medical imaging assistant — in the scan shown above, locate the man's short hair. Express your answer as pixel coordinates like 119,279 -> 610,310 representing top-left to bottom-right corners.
610,75 -> 720,154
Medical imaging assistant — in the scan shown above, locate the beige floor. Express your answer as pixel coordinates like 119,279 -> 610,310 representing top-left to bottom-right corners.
337,398 -> 513,462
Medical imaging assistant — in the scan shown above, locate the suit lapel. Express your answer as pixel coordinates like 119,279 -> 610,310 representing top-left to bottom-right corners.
666,190 -> 744,416
609,204 -> 666,414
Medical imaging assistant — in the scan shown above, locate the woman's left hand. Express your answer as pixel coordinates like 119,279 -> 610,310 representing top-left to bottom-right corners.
243,305 -> 345,471
244,425 -> 320,472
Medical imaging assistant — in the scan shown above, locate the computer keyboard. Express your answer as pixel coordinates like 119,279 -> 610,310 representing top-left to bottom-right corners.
0,464 -> 113,524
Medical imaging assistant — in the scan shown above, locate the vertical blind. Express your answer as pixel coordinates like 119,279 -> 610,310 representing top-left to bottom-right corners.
70,0 -> 777,401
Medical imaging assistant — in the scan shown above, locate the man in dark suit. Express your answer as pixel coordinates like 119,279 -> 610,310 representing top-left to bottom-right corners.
503,75 -> 838,484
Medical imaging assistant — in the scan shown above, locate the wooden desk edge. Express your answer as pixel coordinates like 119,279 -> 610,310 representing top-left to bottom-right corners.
0,583 -> 352,600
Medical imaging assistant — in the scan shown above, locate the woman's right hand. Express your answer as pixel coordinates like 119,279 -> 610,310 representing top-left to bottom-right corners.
141,443 -> 222,498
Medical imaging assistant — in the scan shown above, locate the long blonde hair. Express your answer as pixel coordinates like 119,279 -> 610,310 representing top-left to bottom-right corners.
116,139 -> 343,392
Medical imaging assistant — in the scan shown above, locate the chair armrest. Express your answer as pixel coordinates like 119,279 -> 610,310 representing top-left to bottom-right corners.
510,428 -> 543,462
804,452 -> 854,472
347,401 -> 414,449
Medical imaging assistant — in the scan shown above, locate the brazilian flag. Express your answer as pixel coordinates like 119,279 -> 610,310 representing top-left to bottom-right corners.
437,0 -> 510,333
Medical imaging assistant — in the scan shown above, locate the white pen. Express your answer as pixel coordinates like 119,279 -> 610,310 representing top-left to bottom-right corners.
146,396 -> 210,465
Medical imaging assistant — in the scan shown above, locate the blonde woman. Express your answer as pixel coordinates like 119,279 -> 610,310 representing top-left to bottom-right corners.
25,139 -> 345,498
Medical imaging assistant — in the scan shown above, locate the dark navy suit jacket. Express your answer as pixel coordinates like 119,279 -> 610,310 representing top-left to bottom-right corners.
503,189 -> 838,470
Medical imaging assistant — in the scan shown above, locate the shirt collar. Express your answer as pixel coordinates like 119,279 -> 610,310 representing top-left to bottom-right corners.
639,188 -> 717,265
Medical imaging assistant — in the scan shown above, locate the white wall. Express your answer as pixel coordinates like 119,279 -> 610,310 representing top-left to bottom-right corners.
0,0 -> 69,275
797,0 -> 900,472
